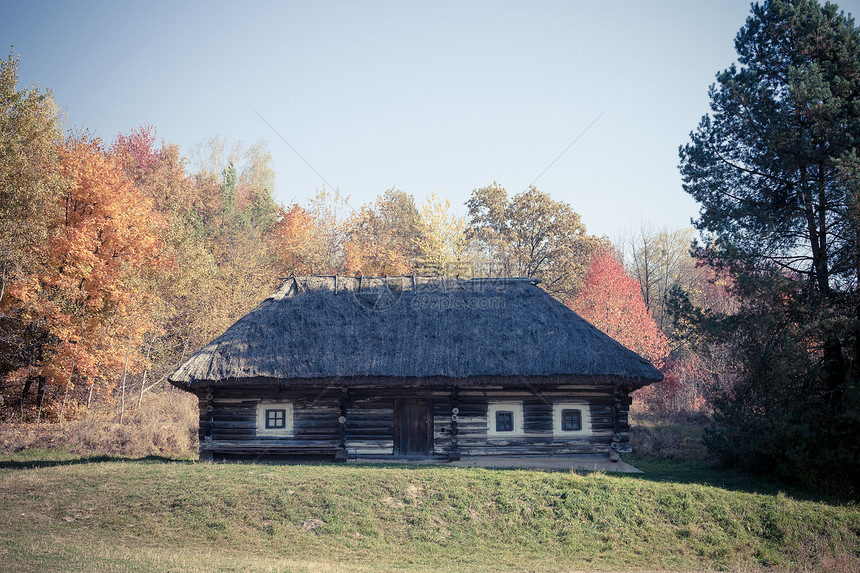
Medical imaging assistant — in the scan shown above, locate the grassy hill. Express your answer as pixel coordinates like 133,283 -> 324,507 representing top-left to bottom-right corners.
1,451 -> 858,572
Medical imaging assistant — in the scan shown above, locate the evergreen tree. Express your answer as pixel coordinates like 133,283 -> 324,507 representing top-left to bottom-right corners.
678,0 -> 860,489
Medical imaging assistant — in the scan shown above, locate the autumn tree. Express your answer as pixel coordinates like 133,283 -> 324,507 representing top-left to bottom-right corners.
303,188 -> 351,274
113,125 -> 220,403
568,250 -> 669,368
3,135 -> 162,419
272,191 -> 360,277
343,188 -> 422,275
414,192 -> 471,275
271,204 -> 325,275
0,53 -> 63,400
188,137 -> 281,331
0,54 -> 63,300
678,0 -> 860,487
466,184 -> 603,299
569,250 -> 689,416
190,135 -> 279,234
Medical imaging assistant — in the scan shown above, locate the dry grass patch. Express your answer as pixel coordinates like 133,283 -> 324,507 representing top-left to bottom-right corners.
0,390 -> 197,458
629,411 -> 712,462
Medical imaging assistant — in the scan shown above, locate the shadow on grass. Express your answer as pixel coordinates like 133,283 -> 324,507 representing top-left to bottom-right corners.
620,454 -> 858,506
0,454 -> 194,470
316,455 -> 858,506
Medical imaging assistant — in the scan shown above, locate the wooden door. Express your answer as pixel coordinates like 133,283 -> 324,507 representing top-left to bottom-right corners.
394,398 -> 433,456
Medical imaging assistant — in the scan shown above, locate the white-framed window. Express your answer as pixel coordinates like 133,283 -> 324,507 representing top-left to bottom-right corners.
256,401 -> 294,436
553,402 -> 592,437
487,402 -> 524,438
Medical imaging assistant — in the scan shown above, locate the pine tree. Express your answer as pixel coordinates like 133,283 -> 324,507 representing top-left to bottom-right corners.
678,0 -> 860,488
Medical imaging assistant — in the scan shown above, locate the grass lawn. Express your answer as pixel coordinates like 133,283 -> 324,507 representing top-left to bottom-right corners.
1,450 -> 858,572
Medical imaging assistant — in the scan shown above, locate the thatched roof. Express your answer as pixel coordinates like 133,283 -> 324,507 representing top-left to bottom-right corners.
169,276 -> 662,390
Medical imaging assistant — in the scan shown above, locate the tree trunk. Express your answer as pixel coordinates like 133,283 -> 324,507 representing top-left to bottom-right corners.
800,167 -> 846,402
137,368 -> 147,410
36,378 -> 45,423
119,327 -> 134,424
21,375 -> 33,403
19,377 -> 31,421
800,168 -> 829,298
137,333 -> 156,409
0,260 -> 7,307
855,244 -> 860,383
59,381 -> 69,427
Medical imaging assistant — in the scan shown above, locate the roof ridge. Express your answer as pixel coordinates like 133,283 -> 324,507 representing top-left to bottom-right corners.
278,275 -> 542,284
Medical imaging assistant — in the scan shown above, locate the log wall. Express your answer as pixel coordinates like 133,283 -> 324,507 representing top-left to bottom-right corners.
434,387 -> 615,456
196,386 -> 340,460
196,384 -> 626,460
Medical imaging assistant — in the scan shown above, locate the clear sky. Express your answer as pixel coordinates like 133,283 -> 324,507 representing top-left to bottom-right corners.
4,0 -> 859,239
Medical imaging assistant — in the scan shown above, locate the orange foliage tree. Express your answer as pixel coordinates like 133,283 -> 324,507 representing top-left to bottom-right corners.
568,250 -> 675,413
6,135 -> 162,418
568,249 -> 670,368
271,204 -> 323,275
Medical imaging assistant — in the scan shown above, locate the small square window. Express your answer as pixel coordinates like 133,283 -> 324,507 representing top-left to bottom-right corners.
561,409 -> 582,432
265,408 -> 286,429
488,402 -> 523,438
553,402 -> 591,437
495,410 -> 514,432
256,402 -> 293,436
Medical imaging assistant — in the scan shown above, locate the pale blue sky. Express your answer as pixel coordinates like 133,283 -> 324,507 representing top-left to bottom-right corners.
5,0 -> 859,238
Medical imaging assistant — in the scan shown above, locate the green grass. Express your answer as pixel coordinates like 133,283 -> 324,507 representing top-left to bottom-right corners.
1,451 -> 858,572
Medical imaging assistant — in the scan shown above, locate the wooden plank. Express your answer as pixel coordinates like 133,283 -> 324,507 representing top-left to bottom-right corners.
459,445 -> 611,456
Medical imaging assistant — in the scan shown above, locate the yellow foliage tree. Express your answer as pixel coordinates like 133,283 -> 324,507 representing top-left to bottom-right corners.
414,192 -> 471,276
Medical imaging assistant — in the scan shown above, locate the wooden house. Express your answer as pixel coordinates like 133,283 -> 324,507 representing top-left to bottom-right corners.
168,276 -> 662,462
